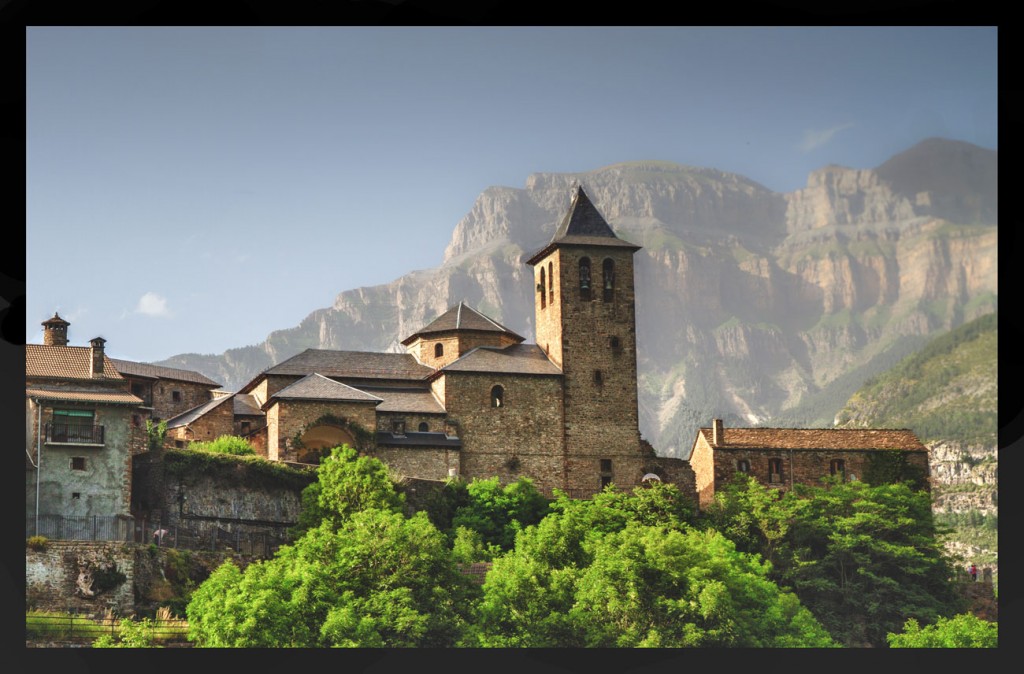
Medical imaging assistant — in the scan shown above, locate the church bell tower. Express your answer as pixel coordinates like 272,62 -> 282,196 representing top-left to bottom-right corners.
526,186 -> 644,496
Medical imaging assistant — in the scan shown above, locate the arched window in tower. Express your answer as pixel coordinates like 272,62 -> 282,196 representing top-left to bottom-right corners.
491,385 -> 504,408
548,261 -> 554,304
435,343 -> 444,358
602,258 -> 615,302
539,267 -> 546,309
579,257 -> 592,301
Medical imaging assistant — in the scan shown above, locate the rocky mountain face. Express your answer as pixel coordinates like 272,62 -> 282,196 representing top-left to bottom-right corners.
159,138 -> 997,461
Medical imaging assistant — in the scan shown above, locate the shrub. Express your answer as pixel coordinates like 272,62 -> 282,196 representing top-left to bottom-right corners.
26,535 -> 48,551
187,435 -> 256,456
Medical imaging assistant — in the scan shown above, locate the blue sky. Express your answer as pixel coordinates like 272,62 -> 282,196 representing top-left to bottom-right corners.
26,26 -> 997,365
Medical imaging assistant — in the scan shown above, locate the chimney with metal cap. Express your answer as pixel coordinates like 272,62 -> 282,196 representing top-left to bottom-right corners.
712,418 -> 724,446
90,337 -> 106,376
42,313 -> 70,346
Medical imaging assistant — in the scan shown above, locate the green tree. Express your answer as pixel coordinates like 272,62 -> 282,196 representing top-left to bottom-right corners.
450,476 -> 550,551
188,511 -> 476,647
471,483 -> 832,648
887,613 -> 997,648
291,445 -> 405,535
706,476 -> 963,647
572,525 -> 836,647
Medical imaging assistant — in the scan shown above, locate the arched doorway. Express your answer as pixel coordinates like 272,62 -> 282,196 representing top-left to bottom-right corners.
296,425 -> 356,464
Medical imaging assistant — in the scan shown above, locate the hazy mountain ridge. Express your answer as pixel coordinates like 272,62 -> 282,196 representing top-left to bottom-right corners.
158,138 -> 997,458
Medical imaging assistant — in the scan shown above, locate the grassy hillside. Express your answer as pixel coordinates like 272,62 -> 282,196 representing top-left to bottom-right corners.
834,312 -> 997,446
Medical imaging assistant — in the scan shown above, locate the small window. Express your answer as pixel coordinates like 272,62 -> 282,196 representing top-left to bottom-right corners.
392,420 -> 406,436
600,475 -> 613,489
539,267 -> 547,309
172,391 -> 182,403
830,459 -> 846,477
491,385 -> 504,408
548,261 -> 554,304
737,459 -> 750,473
175,440 -> 185,448
131,414 -> 141,428
610,336 -> 621,351
579,257 -> 592,301
71,492 -> 81,500
594,369 -> 603,386
131,382 -> 146,397
600,459 -> 612,473
240,421 -> 251,435
602,258 -> 615,302
768,458 -> 783,483
435,343 -> 444,358
418,422 -> 429,432
70,457 -> 86,471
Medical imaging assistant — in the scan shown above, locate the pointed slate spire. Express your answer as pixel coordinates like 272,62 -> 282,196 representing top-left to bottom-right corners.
526,185 -> 640,265
552,185 -> 620,241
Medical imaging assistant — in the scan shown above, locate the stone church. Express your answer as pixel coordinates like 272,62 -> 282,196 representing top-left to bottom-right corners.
168,186 -> 696,499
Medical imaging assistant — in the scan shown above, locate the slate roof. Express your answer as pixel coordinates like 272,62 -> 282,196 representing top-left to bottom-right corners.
375,431 -> 462,448
698,427 -> 927,451
256,349 -> 435,383
165,396 -> 233,429
26,387 -> 143,406
268,373 -> 384,405
439,343 -> 562,376
233,393 -> 265,416
109,358 -> 221,387
26,344 -> 124,381
358,386 -> 446,414
401,302 -> 524,345
526,186 -> 640,265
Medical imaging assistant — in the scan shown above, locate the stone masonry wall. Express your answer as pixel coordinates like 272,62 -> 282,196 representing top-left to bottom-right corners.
558,247 -> 645,497
151,381 -> 216,422
689,436 -> 718,508
711,447 -> 931,500
269,399 -> 377,462
376,412 -> 447,433
373,446 -> 460,481
409,332 -> 521,369
443,371 -> 565,495
27,401 -> 135,519
174,398 -> 235,444
26,540 -> 136,616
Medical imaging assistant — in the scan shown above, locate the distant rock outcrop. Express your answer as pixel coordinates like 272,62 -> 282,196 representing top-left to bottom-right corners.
159,138 -> 997,460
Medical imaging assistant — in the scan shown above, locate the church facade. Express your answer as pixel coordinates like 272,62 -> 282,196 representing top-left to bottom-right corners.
168,186 -> 696,500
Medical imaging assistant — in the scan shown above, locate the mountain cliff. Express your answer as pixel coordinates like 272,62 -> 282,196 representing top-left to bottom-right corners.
158,138 -> 997,458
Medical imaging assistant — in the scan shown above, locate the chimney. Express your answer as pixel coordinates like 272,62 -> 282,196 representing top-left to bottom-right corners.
712,418 -> 724,446
89,337 -> 107,376
42,313 -> 70,346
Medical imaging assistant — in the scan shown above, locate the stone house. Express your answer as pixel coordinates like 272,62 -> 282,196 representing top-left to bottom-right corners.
688,418 -> 931,508
109,358 -> 221,423
176,186 -> 697,500
26,314 -> 144,533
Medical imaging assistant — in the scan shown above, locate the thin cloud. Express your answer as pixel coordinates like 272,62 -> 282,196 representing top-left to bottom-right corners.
136,292 -> 170,317
799,123 -> 855,152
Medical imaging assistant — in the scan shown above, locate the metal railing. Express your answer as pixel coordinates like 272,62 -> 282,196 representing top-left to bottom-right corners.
26,612 -> 189,645
45,422 -> 105,445
29,515 -> 133,542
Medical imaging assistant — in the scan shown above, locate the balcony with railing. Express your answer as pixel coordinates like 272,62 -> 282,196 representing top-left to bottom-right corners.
45,422 -> 105,446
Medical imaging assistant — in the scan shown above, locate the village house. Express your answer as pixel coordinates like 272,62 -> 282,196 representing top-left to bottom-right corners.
26,314 -> 144,537
175,186 -> 697,498
108,358 -> 221,423
688,418 -> 931,508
